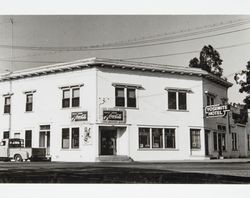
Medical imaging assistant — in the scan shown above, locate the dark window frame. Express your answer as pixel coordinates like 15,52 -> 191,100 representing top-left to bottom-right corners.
190,129 -> 201,149
138,127 -> 177,150
4,96 -> 11,114
25,130 -> 32,148
25,94 -> 33,112
165,128 -> 176,148
3,131 -> 9,139
71,127 -> 79,149
62,128 -> 70,149
168,90 -> 187,110
152,128 -> 163,148
62,89 -> 70,108
232,133 -> 237,151
139,128 -> 150,149
72,88 -> 80,107
115,87 -> 125,107
213,132 -> 218,151
127,88 -> 136,108
62,127 -> 80,149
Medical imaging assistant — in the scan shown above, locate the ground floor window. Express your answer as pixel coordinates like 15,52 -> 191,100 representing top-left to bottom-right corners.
248,135 -> 250,151
25,130 -> 32,148
219,133 -> 226,151
71,128 -> 79,149
213,132 -> 217,151
165,128 -> 176,148
152,128 -> 163,148
232,133 -> 237,151
62,127 -> 80,149
139,128 -> 150,148
138,127 -> 176,149
190,129 -> 201,149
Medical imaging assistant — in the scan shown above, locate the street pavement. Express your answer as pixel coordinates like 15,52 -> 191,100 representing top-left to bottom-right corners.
0,159 -> 250,183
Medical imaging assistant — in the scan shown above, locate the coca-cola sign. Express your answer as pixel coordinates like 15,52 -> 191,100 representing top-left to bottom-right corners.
71,111 -> 88,121
103,109 -> 126,123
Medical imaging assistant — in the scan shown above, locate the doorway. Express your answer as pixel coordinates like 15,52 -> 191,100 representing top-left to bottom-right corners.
100,129 -> 117,155
205,130 -> 210,156
218,133 -> 226,157
39,125 -> 50,156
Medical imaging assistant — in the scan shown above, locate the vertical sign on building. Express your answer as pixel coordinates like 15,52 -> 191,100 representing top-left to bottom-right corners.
83,127 -> 92,145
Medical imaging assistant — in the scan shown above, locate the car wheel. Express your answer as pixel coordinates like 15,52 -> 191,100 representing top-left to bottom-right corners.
14,154 -> 23,162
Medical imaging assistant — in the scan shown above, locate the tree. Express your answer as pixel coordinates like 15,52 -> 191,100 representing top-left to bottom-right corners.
189,45 -> 223,77
234,61 -> 250,108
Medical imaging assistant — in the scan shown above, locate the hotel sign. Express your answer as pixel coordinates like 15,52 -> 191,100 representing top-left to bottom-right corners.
71,111 -> 88,121
103,109 -> 126,123
205,104 -> 230,118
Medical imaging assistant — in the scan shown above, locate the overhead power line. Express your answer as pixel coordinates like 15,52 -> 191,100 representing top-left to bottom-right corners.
0,20 -> 250,52
124,41 -> 250,60
103,18 -> 250,47
1,41 -> 250,65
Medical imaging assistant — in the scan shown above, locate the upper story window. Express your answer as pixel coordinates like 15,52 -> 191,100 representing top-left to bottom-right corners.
60,85 -> 83,108
207,95 -> 215,105
62,89 -> 70,108
3,131 -> 9,139
26,94 -> 33,112
115,87 -> 136,108
4,96 -> 11,114
113,83 -> 142,108
166,88 -> 191,111
72,88 -> 80,107
205,91 -> 216,106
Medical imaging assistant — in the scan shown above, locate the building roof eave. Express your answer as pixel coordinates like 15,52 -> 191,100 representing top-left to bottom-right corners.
0,57 -> 233,88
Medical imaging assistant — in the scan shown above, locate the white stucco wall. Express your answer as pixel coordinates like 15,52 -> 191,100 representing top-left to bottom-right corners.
97,68 -> 205,161
0,68 -> 98,162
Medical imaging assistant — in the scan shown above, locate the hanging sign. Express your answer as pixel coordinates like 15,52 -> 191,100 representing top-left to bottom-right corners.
205,104 -> 230,118
71,111 -> 88,121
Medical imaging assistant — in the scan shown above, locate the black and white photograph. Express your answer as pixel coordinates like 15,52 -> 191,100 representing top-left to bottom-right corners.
0,1 -> 250,196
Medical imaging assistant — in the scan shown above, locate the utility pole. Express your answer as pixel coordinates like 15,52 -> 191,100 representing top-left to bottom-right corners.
8,16 -> 14,134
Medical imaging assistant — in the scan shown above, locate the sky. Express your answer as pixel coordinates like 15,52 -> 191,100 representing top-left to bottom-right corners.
0,15 -> 250,104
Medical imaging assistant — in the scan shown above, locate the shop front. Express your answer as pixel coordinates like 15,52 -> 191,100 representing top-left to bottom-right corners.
98,109 -> 129,160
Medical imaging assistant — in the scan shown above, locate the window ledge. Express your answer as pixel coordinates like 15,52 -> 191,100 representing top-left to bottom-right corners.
191,148 -> 201,151
167,109 -> 189,112
24,111 -> 34,113
61,106 -> 82,110
60,149 -> 81,151
114,106 -> 139,110
3,113 -> 11,115
138,148 -> 179,151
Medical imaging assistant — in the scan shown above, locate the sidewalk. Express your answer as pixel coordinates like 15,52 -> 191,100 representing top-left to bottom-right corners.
136,158 -> 250,163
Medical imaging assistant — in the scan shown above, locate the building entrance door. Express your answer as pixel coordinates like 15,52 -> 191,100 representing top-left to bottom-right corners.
205,130 -> 210,156
218,133 -> 226,157
39,125 -> 50,156
101,129 -> 117,155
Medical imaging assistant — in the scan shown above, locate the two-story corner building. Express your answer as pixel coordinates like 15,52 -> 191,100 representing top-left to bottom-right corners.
0,57 -> 248,162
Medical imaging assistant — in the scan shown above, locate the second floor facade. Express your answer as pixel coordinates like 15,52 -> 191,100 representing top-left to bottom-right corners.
0,58 -> 232,131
